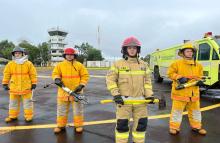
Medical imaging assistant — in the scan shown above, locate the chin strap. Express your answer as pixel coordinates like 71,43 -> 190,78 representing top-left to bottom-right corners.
136,53 -> 140,64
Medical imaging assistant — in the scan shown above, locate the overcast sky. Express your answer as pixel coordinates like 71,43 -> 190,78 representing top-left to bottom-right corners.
0,0 -> 220,58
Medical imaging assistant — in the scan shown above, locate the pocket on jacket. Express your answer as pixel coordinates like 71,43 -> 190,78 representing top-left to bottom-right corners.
118,78 -> 129,96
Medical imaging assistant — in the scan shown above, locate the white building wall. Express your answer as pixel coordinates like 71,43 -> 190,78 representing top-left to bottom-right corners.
87,61 -> 114,67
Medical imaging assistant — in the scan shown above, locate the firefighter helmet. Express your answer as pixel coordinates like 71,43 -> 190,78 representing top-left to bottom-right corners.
122,36 -> 141,47
63,48 -> 78,58
178,43 -> 196,57
121,36 -> 141,58
11,46 -> 24,56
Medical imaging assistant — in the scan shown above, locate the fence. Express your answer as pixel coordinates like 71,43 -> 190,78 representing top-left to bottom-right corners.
86,61 -> 114,67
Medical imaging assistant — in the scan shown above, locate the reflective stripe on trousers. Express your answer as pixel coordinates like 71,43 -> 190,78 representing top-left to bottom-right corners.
170,100 -> 202,130
57,100 -> 83,127
73,102 -> 84,127
132,131 -> 145,143
116,104 -> 147,143
9,93 -> 33,119
115,130 -> 129,143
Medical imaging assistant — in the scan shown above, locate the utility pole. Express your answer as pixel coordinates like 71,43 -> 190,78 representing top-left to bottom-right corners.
97,25 -> 101,50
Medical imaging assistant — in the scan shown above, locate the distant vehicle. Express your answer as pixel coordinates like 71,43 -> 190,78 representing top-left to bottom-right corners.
0,57 -> 9,66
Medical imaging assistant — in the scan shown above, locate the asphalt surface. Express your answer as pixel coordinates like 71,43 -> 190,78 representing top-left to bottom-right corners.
0,69 -> 220,143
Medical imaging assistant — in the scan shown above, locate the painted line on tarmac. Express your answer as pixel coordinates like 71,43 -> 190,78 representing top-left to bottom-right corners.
37,75 -> 105,79
89,75 -> 106,78
0,103 -> 220,134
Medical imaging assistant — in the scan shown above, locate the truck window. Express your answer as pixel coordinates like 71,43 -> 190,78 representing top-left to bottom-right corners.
212,49 -> 219,60
198,43 -> 211,60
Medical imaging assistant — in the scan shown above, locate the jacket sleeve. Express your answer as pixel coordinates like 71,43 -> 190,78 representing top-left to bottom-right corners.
106,63 -> 120,96
2,63 -> 11,84
52,64 -> 61,80
29,62 -> 37,84
144,64 -> 153,97
79,64 -> 89,86
167,62 -> 182,81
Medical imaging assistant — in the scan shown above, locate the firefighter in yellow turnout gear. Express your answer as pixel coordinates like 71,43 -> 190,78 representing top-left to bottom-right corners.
52,47 -> 89,134
2,46 -> 37,123
167,43 -> 207,135
106,37 -> 154,143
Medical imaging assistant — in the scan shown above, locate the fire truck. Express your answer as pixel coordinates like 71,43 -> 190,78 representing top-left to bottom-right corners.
150,32 -> 220,98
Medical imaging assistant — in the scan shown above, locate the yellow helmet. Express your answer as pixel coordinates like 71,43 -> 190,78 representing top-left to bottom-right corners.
183,42 -> 194,49
178,43 -> 196,57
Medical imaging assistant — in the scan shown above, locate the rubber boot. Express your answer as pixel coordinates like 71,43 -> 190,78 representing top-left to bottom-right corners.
54,127 -> 66,134
192,128 -> 207,135
25,117 -> 33,123
169,129 -> 179,135
75,127 -> 83,133
5,117 -> 18,123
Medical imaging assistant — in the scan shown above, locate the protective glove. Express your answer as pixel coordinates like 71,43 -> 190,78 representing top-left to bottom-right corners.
3,84 -> 10,91
145,96 -> 155,104
177,77 -> 188,84
31,84 -> 37,90
113,95 -> 124,105
54,78 -> 63,87
74,84 -> 85,93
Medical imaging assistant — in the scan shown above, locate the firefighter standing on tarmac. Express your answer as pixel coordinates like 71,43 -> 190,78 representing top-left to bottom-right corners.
167,43 -> 207,135
106,36 -> 154,143
52,47 -> 89,134
2,46 -> 37,123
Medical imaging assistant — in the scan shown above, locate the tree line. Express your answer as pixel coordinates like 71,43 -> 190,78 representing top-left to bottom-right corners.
0,40 -> 103,66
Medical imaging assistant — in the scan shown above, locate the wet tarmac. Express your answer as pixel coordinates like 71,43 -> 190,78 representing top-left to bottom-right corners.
0,69 -> 220,143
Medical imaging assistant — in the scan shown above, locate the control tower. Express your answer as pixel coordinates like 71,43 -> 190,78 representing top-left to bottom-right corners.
48,27 -> 68,66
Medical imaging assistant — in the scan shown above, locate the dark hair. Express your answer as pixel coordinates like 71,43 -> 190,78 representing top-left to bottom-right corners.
63,54 -> 78,59
121,46 -> 141,59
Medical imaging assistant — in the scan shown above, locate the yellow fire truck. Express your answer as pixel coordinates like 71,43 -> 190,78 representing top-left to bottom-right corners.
150,32 -> 220,97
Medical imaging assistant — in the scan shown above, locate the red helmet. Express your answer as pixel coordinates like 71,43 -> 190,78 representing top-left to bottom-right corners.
64,48 -> 76,55
121,36 -> 141,58
122,36 -> 141,48
63,48 -> 78,59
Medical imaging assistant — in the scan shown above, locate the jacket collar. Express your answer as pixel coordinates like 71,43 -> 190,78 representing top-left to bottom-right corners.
13,55 -> 28,64
126,57 -> 139,63
182,58 -> 196,65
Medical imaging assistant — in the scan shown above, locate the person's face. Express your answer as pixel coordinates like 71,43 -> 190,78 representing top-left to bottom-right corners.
127,46 -> 137,57
65,54 -> 74,61
14,52 -> 23,58
183,49 -> 194,59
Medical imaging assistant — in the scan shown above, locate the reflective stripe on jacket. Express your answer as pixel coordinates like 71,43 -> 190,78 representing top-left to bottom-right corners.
2,60 -> 37,94
52,60 -> 89,100
106,58 -> 153,97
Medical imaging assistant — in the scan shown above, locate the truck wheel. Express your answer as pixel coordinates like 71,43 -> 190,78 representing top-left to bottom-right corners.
154,67 -> 163,83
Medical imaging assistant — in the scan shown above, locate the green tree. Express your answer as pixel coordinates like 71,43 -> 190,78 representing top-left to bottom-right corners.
0,40 -> 15,60
38,42 -> 50,66
0,40 -> 51,66
87,48 -> 103,61
75,42 -> 103,63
